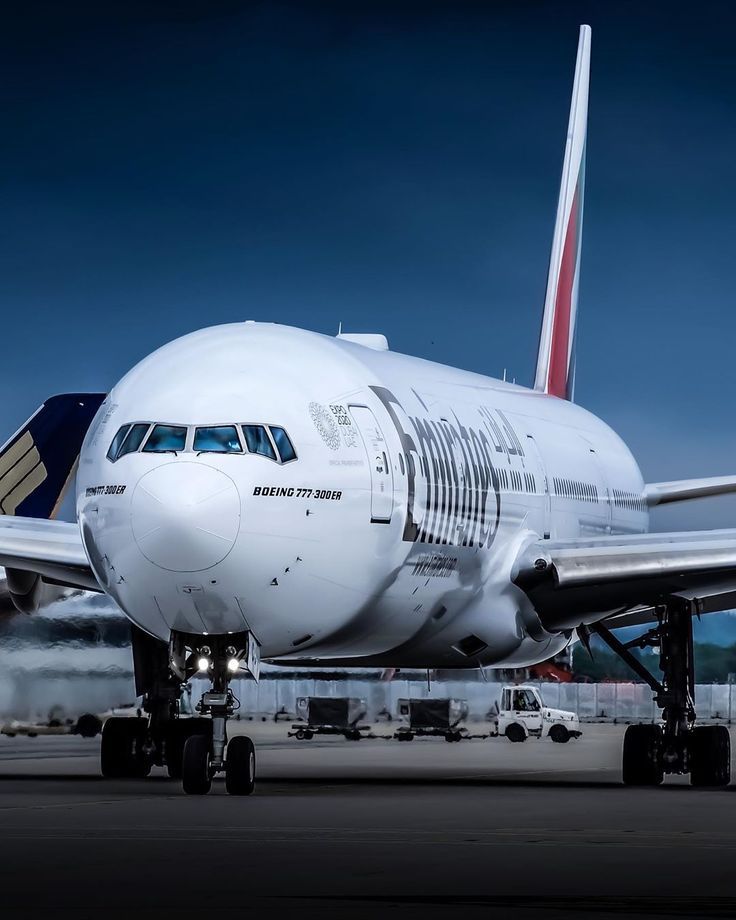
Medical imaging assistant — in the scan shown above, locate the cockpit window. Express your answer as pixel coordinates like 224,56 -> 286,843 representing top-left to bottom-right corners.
242,425 -> 276,460
143,424 -> 187,453
269,426 -> 297,463
118,423 -> 150,458
106,425 -> 131,462
193,425 -> 242,453
106,420 -> 295,463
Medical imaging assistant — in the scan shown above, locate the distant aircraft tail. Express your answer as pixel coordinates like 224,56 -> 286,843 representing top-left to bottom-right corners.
0,393 -> 106,518
534,24 -> 591,401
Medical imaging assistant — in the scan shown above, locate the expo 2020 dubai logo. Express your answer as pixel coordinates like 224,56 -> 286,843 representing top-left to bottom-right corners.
309,402 -> 341,451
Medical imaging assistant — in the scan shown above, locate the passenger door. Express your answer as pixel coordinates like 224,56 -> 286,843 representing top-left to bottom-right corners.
350,405 -> 394,523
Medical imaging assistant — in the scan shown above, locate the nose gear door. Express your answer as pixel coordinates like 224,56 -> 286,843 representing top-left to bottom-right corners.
350,405 -> 394,523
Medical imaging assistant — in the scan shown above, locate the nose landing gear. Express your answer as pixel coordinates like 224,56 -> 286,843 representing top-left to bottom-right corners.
100,625 -> 259,795
181,683 -> 255,796
175,633 -> 259,796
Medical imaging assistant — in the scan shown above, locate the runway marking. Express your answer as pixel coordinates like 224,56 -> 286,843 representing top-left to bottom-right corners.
445,767 -> 605,780
1,823 -> 734,850
0,830 -> 734,850
0,797 -> 160,812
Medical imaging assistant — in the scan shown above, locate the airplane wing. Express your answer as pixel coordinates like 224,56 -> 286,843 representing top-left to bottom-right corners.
512,530 -> 736,631
0,516 -> 99,593
645,476 -> 736,507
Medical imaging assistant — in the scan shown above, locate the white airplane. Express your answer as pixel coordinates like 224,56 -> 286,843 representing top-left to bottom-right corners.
3,24 -> 736,794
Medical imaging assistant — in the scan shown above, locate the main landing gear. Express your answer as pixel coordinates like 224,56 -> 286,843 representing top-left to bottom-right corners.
100,625 -> 259,795
591,598 -> 730,787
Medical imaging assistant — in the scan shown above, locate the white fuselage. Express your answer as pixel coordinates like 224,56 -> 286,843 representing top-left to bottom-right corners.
76,322 -> 646,668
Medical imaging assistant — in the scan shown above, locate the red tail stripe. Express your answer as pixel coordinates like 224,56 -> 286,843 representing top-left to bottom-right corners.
547,185 -> 579,398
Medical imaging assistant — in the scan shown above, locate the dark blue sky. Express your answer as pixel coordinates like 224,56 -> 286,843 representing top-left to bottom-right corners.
2,1 -> 736,528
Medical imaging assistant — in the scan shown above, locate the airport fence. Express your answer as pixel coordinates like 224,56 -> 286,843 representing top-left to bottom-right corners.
194,678 -> 736,725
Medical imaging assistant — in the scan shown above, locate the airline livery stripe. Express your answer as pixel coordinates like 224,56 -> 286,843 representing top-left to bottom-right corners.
0,430 -> 50,515
547,184 -> 580,399
0,431 -> 34,481
1,461 -> 48,515
0,444 -> 41,497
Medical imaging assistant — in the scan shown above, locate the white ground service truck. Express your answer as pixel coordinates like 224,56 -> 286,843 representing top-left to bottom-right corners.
493,685 -> 581,744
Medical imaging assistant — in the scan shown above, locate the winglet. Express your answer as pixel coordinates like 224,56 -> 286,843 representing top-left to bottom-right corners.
534,25 -> 591,401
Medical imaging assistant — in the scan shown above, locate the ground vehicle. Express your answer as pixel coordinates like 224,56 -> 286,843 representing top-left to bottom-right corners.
494,686 -> 581,743
394,698 -> 469,742
290,697 -> 369,741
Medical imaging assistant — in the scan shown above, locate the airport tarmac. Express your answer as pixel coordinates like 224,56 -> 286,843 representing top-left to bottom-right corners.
0,723 -> 734,919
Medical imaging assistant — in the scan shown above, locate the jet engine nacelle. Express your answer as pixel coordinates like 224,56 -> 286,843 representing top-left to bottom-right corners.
5,568 -> 44,614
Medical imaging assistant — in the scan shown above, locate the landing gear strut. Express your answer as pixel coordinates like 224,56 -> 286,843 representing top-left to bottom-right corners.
100,625 -> 259,795
175,631 -> 259,796
592,598 -> 730,787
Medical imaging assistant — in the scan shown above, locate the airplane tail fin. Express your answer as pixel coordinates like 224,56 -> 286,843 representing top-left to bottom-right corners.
533,24 -> 591,401
0,393 -> 106,518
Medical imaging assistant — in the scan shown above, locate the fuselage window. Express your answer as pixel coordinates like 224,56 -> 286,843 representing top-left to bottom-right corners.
118,423 -> 151,457
143,424 -> 187,453
270,426 -> 296,463
193,425 -> 242,453
242,424 -> 276,460
107,425 -> 130,462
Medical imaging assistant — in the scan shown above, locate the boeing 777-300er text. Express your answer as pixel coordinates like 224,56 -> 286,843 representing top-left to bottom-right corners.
4,25 -> 736,793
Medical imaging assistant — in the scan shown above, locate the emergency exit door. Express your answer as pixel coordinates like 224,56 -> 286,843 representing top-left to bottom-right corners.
350,405 -> 394,523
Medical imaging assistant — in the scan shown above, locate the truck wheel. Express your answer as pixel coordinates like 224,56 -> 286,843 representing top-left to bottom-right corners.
550,724 -> 570,744
505,723 -> 526,743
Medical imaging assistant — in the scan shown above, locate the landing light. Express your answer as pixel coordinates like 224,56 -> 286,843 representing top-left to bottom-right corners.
227,658 -> 240,673
197,657 -> 210,672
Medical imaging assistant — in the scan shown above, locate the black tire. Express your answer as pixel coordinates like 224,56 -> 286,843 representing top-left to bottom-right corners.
101,718 -> 149,778
690,725 -> 731,787
505,723 -> 526,743
295,729 -> 306,740
165,719 -> 211,779
182,733 -> 212,795
225,736 -> 256,796
549,724 -> 570,744
622,724 -> 663,786
76,713 -> 103,738
303,730 -> 314,740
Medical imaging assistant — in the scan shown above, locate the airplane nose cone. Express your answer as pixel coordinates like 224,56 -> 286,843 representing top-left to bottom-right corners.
131,462 -> 240,572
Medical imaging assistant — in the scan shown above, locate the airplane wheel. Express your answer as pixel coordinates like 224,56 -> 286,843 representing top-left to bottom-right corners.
690,725 -> 730,787
182,733 -> 212,795
622,724 -> 663,786
549,724 -> 570,744
225,736 -> 256,796
295,729 -> 306,740
165,719 -> 212,779
101,717 -> 149,778
505,724 -> 526,743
